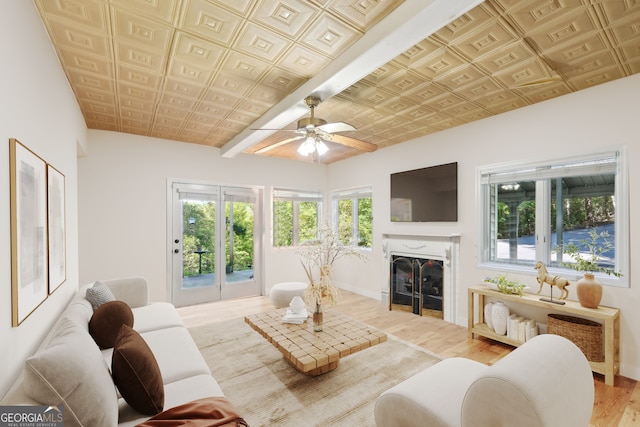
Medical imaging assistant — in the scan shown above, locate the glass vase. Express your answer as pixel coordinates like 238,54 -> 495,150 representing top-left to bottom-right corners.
313,303 -> 323,332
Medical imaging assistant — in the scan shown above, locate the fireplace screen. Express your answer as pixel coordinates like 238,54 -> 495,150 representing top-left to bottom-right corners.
390,255 -> 443,318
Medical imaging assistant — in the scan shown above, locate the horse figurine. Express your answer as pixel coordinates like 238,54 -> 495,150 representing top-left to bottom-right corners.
534,261 -> 570,299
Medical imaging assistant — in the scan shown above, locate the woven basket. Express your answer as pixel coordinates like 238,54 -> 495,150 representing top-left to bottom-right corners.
547,314 -> 604,362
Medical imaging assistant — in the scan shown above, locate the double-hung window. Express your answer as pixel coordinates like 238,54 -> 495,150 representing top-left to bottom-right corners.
331,187 -> 373,248
272,188 -> 322,247
478,149 -> 628,287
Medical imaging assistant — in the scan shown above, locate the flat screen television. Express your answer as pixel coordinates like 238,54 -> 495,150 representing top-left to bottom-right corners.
390,162 -> 458,222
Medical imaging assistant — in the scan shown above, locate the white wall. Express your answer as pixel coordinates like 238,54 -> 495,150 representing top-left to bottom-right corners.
328,73 -> 640,380
78,131 -> 327,302
0,2 -> 86,396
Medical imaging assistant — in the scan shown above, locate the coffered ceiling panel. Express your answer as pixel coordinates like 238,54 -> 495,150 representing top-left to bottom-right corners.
251,0 -> 319,38
34,0 -> 640,164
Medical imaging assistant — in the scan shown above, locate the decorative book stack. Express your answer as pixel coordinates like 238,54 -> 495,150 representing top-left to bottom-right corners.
507,314 -> 539,343
281,296 -> 309,324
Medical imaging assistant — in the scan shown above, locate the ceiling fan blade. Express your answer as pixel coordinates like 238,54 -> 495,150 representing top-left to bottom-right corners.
329,134 -> 377,152
317,122 -> 356,133
255,136 -> 305,154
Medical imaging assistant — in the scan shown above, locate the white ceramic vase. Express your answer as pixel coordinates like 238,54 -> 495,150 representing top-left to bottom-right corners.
491,301 -> 509,336
484,302 -> 494,331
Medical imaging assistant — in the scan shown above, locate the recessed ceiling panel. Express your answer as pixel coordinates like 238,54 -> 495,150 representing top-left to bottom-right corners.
251,0 -> 320,38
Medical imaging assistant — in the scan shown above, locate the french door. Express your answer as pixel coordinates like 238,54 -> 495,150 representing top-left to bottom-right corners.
169,181 -> 262,307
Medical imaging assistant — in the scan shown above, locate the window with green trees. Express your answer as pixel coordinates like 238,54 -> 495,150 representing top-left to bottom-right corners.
478,150 -> 628,286
332,187 -> 373,248
272,188 -> 322,247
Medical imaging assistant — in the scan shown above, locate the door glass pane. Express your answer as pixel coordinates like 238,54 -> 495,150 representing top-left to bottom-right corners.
491,180 -> 536,265
182,198 -> 216,289
550,174 -> 616,269
225,200 -> 254,284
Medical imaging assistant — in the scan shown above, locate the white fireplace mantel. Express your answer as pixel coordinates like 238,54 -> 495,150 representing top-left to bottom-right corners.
381,233 -> 460,323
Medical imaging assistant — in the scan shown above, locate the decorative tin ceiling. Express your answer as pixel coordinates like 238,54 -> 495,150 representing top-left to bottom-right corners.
35,0 -> 640,163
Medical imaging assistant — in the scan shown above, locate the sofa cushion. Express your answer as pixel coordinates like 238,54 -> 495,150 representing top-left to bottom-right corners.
89,300 -> 134,348
140,327 -> 211,384
86,281 -> 116,310
117,374 -> 226,427
23,319 -> 118,427
132,302 -> 184,333
112,325 -> 164,415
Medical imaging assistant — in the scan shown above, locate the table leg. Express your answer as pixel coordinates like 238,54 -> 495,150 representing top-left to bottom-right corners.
468,288 -> 474,339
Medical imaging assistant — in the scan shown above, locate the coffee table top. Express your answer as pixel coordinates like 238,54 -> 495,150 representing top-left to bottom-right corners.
245,308 -> 387,375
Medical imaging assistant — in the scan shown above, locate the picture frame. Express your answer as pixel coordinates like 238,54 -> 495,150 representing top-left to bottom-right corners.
47,164 -> 66,294
10,138 -> 49,326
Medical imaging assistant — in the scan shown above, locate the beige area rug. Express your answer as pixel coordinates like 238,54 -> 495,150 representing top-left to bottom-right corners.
189,317 -> 442,427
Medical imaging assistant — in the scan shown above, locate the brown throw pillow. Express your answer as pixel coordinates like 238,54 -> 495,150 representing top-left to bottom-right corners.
112,325 -> 164,415
89,301 -> 134,348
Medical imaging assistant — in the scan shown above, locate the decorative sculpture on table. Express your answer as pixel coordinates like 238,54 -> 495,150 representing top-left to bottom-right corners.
534,261 -> 570,305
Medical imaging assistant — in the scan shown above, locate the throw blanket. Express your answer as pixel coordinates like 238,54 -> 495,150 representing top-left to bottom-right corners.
135,397 -> 249,427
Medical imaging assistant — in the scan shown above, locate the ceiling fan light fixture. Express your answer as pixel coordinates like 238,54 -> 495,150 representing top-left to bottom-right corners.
316,139 -> 329,156
256,95 -> 376,158
297,137 -> 316,156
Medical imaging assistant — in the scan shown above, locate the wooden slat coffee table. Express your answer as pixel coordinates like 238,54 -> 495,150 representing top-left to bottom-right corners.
245,309 -> 387,376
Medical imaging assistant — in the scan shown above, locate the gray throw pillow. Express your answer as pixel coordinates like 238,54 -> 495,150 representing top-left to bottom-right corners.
86,281 -> 116,310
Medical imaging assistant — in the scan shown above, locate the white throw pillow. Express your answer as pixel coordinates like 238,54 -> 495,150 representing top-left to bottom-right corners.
23,319 -> 119,427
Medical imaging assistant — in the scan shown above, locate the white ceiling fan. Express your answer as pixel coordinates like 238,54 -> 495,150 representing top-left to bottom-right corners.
254,96 -> 377,157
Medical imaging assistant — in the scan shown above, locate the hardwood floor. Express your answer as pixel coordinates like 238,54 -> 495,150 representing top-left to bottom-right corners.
177,290 -> 639,427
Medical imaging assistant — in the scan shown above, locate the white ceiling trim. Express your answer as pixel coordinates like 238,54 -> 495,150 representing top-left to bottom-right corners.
220,0 -> 484,158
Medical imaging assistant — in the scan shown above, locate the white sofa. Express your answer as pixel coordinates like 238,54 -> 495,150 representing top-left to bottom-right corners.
374,334 -> 594,427
1,277 -> 225,427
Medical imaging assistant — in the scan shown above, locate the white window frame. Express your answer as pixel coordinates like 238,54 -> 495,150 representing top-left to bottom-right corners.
272,187 -> 323,248
476,148 -> 629,287
331,186 -> 373,249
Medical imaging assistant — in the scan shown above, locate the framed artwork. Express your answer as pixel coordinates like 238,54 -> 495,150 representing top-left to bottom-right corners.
10,138 -> 49,326
47,164 -> 66,293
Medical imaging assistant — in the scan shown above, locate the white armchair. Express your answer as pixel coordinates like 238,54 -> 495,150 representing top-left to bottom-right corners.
374,334 -> 594,427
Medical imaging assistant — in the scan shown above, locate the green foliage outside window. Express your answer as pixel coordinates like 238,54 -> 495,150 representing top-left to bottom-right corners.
337,199 -> 353,245
183,201 -> 215,277
273,197 -> 319,247
273,200 -> 293,247
358,197 -> 372,247
225,201 -> 254,271
497,196 -> 615,239
182,200 -> 255,277
299,201 -> 319,243
337,196 -> 372,247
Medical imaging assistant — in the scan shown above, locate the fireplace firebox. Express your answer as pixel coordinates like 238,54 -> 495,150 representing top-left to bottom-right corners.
390,255 -> 443,318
